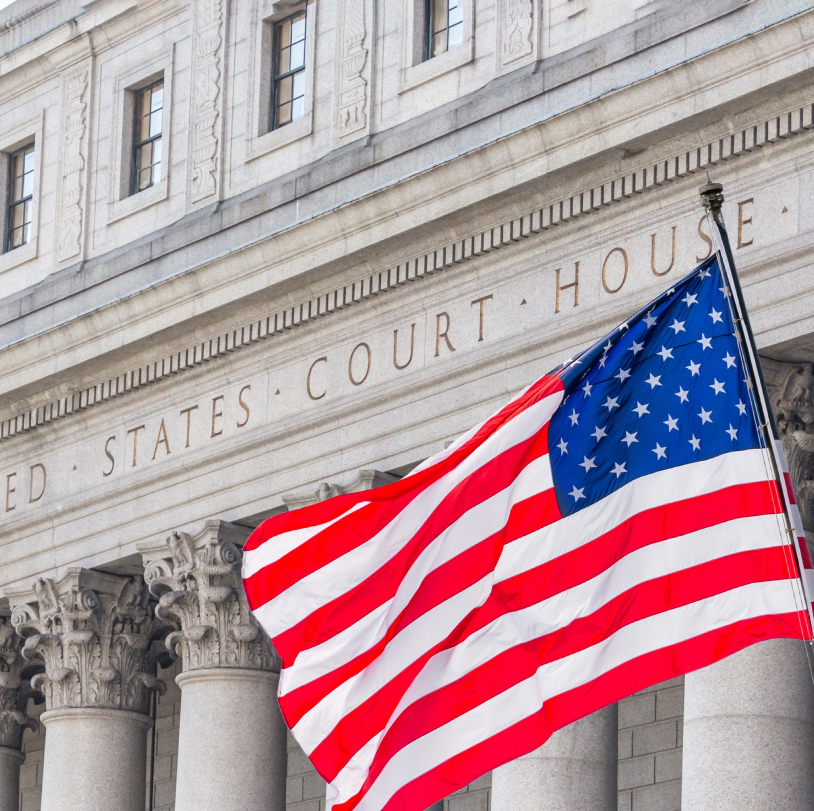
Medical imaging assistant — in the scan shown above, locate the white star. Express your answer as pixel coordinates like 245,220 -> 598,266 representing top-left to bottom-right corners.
599,354 -> 608,368
689,435 -> 701,451
579,456 -> 597,472
723,352 -> 737,369
620,323 -> 630,332
699,267 -> 711,279
582,381 -> 593,397
682,293 -> 698,307
645,373 -> 662,389
603,340 -> 613,352
643,311 -> 658,328
667,288 -> 676,295
736,400 -> 747,416
653,443 -> 667,460
591,426 -> 607,441
709,308 -> 723,324
664,415 -> 679,432
686,360 -> 701,376
676,387 -> 689,403
611,462 -> 627,478
670,319 -> 686,335
629,340 -> 644,356
726,424 -> 738,441
698,407 -> 713,425
720,284 -> 731,298
710,379 -> 725,395
657,346 -> 674,362
615,367 -> 632,383
621,431 -> 639,447
697,334 -> 713,350
568,409 -> 580,426
569,485 -> 586,502
603,396 -> 619,412
633,401 -> 650,418
557,438 -> 568,455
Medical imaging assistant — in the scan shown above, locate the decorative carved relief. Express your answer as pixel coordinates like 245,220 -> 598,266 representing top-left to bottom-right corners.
282,469 -> 398,511
764,358 -> 814,533
336,0 -> 369,138
8,570 -> 174,715
190,0 -> 224,202
56,68 -> 88,263
502,0 -> 533,63
139,520 -> 278,672
0,618 -> 41,750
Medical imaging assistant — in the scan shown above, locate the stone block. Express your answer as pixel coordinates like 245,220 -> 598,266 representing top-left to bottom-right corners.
153,778 -> 177,807
20,787 -> 42,811
466,772 -> 492,791
152,754 -> 173,781
655,748 -> 683,784
618,792 -> 633,811
618,754 -> 655,791
632,719 -> 678,756
618,693 -> 656,728
656,685 -> 684,720
447,790 -> 489,811
303,770 -> 326,800
287,774 -> 304,803
156,726 -> 180,756
630,777 -> 681,811
287,747 -> 314,777
618,727 -> 633,759
19,762 -> 38,790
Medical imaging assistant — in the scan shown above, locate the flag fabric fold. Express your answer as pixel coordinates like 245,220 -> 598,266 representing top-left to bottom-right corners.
243,254 -> 811,811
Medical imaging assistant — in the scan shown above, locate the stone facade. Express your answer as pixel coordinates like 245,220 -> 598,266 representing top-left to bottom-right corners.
0,0 -> 814,809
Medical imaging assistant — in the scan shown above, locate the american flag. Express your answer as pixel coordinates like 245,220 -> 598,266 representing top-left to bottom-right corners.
242,254 -> 811,811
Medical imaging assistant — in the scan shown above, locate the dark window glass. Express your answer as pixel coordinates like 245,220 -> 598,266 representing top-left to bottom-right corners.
426,0 -> 462,59
6,143 -> 34,252
131,81 -> 164,195
271,10 -> 307,131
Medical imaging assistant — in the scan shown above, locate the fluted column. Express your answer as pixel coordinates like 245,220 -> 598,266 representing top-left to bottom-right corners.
8,569 -> 173,811
491,704 -> 617,811
0,617 -> 41,811
139,520 -> 287,811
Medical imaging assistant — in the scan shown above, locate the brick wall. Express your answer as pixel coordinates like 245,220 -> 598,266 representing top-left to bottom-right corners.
617,677 -> 684,811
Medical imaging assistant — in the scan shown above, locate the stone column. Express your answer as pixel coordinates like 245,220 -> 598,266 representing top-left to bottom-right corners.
139,520 -> 287,811
490,704 -> 618,811
0,617 -> 41,811
7,569 -> 173,811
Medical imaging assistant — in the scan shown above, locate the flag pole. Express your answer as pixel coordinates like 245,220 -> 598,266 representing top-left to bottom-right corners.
699,179 -> 814,638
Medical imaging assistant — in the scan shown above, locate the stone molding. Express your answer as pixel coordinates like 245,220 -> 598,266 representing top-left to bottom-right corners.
2,101 -> 813,444
138,520 -> 279,673
0,617 -> 41,750
7,569 -> 174,715
282,468 -> 399,511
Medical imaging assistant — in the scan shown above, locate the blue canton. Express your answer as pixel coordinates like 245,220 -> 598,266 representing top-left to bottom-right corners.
549,256 -> 764,516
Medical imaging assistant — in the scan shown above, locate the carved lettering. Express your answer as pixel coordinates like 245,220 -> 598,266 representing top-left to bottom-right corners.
435,313 -> 456,356
152,419 -> 172,460
349,343 -> 371,386
555,264 -> 579,312
28,464 -> 46,503
126,425 -> 146,468
471,294 -> 493,342
103,436 -> 116,477
393,325 -> 415,370
738,198 -> 754,248
697,215 -> 713,262
237,385 -> 251,428
602,249 -> 627,294
180,405 -> 199,448
5,473 -> 15,512
651,226 -> 676,277
308,357 -> 328,401
211,396 -> 225,437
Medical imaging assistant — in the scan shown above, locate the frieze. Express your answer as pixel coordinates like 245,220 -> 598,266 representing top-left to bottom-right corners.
0,101 -> 812,446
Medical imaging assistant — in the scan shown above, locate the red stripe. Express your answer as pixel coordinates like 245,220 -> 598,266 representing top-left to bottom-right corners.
334,610 -> 809,811
799,538 -> 814,570
265,426 -> 552,666
244,375 -> 563,552
299,480 -> 781,779
784,472 -> 797,505
279,487 -> 561,726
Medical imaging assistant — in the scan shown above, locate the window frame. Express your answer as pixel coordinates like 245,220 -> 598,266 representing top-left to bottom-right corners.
424,0 -> 463,61
130,79 -> 165,196
270,8 -> 308,132
5,142 -> 35,253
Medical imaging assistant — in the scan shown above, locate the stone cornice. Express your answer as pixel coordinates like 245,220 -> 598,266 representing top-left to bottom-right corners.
1,99 -> 812,445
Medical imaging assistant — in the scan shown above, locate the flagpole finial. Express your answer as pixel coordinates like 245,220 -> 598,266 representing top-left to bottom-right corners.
699,177 -> 725,229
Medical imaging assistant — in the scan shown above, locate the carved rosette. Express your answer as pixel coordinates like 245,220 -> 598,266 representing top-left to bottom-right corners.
764,358 -> 814,533
0,618 -> 41,750
139,520 -> 278,673
8,570 -> 175,715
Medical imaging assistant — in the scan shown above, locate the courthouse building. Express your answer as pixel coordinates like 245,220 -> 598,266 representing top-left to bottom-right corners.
1,0 -> 814,809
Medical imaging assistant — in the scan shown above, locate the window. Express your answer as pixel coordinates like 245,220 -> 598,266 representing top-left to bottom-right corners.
271,10 -> 307,131
5,143 -> 34,252
131,81 -> 164,195
425,0 -> 463,59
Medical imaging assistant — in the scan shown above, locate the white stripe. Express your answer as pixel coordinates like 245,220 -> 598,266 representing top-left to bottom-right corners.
351,579 -> 799,811
254,392 -> 563,638
279,453 -> 553,694
243,502 -> 370,579
328,512 -> 785,799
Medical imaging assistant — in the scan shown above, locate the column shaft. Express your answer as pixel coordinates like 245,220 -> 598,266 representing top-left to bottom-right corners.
0,747 -> 24,811
682,639 -> 814,811
174,668 -> 288,811
491,705 -> 618,811
40,708 -> 151,811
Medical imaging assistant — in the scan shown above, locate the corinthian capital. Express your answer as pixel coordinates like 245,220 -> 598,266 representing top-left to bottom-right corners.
7,569 -> 175,715
0,617 -> 41,749
138,520 -> 278,673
